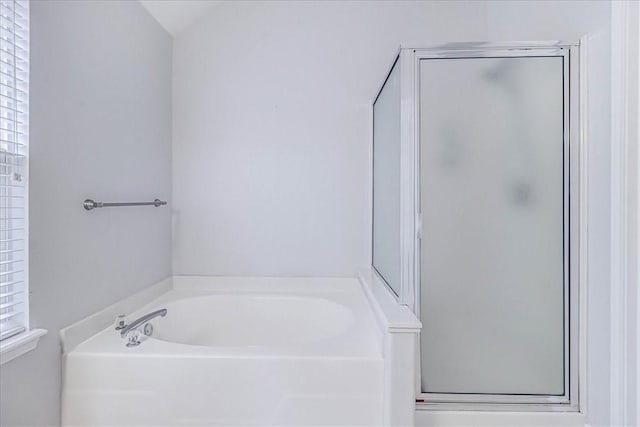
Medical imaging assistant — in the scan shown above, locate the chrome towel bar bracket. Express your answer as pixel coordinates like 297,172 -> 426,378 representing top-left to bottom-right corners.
83,199 -> 167,211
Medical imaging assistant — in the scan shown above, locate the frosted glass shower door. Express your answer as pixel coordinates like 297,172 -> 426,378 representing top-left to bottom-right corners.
419,56 -> 566,396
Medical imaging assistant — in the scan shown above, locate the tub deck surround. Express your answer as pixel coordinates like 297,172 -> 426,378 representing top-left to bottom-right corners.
61,276 -> 385,426
358,270 -> 422,427
60,277 -> 174,354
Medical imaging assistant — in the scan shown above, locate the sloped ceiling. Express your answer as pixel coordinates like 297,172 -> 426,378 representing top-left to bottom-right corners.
139,0 -> 221,37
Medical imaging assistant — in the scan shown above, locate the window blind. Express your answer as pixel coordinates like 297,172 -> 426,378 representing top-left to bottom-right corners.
0,0 -> 28,341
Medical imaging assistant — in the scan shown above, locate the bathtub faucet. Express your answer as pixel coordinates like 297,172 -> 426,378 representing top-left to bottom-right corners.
119,308 -> 167,347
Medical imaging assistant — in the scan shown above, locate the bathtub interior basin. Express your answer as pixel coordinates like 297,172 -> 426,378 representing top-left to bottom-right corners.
151,294 -> 355,347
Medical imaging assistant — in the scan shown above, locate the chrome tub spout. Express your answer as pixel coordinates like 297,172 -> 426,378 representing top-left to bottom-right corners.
120,308 -> 167,338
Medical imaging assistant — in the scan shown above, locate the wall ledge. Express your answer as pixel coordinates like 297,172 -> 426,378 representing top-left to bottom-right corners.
358,269 -> 421,334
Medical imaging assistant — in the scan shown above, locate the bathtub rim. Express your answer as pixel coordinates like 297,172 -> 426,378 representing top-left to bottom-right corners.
60,275 -> 385,356
60,276 -> 173,354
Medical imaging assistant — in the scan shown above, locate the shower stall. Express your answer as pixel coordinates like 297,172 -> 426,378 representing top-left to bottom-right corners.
371,43 -> 581,410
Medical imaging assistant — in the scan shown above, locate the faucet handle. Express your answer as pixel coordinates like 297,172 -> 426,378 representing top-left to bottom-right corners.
114,314 -> 128,331
125,329 -> 142,347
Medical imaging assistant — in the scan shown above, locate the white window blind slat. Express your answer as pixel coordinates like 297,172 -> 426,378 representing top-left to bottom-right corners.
0,297 -> 22,310
0,288 -> 21,298
0,280 -> 23,289
0,0 -> 28,342
0,308 -> 23,321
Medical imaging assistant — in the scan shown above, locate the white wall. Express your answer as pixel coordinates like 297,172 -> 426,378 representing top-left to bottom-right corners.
0,1 -> 172,425
610,2 -> 640,425
171,0 -> 488,277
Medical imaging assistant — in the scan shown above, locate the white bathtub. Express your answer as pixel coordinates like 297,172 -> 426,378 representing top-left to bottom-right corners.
61,277 -> 384,426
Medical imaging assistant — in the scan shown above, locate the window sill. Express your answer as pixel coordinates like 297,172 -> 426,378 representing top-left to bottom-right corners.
0,329 -> 48,365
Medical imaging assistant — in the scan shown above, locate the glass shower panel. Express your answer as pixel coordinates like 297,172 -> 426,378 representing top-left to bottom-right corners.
372,59 -> 401,295
419,56 -> 565,395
